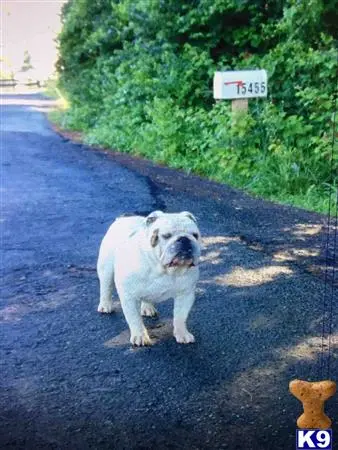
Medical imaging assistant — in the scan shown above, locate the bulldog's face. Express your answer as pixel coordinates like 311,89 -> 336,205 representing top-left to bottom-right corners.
145,211 -> 201,270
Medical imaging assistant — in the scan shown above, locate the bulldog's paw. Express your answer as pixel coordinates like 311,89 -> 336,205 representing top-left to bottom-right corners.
174,328 -> 195,344
130,330 -> 152,346
97,301 -> 114,313
141,302 -> 158,317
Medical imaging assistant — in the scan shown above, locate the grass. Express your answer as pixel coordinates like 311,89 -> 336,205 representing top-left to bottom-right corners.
44,80 -> 71,130
45,87 -> 336,216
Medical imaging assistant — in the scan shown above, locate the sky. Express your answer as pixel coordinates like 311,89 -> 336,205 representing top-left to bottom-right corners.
1,0 -> 67,79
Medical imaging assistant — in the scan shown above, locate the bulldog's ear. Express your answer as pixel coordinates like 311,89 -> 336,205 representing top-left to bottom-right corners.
146,210 -> 164,226
181,211 -> 197,224
151,228 -> 159,247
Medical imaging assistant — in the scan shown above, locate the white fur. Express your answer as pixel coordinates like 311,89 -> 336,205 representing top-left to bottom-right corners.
97,212 -> 200,346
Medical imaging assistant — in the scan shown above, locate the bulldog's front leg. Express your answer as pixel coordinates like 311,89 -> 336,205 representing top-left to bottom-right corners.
173,292 -> 196,344
120,296 -> 152,346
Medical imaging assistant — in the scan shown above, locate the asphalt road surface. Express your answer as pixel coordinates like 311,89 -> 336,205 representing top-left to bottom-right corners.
1,91 -> 337,450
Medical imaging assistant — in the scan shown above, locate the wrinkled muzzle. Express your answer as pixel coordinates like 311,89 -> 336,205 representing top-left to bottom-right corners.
160,235 -> 200,268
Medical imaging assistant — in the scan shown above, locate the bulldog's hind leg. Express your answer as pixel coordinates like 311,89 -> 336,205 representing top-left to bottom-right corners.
97,260 -> 115,313
141,301 -> 158,317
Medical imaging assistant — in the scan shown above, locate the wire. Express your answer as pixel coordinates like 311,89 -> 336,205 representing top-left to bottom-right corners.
327,188 -> 337,379
320,53 -> 337,380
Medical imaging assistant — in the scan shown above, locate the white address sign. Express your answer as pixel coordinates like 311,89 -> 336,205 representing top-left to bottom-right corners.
213,70 -> 268,100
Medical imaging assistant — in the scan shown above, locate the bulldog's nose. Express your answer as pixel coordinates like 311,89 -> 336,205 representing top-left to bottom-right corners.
177,236 -> 191,246
176,236 -> 193,255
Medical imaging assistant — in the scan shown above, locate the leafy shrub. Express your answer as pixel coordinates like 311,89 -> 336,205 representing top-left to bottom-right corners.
56,0 -> 337,213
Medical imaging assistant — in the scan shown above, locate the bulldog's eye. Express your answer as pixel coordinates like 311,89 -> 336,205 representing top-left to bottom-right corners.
193,233 -> 199,240
162,233 -> 172,240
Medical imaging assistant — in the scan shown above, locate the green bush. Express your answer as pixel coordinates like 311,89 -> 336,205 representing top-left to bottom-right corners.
56,0 -> 337,213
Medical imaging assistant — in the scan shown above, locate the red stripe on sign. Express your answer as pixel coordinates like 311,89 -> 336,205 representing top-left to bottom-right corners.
224,80 -> 244,87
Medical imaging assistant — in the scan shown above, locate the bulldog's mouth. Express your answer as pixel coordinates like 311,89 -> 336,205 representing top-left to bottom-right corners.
166,256 -> 196,268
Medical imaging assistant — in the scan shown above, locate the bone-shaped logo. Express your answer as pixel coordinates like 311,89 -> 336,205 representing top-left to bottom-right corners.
289,379 -> 336,429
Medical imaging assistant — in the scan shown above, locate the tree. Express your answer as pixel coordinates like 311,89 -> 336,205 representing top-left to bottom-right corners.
21,50 -> 33,72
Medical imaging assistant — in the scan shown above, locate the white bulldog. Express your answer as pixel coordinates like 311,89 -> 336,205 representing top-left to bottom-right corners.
97,211 -> 201,346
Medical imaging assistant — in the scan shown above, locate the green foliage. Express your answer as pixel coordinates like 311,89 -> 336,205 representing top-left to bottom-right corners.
56,0 -> 337,213
0,57 -> 14,80
21,50 -> 33,72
